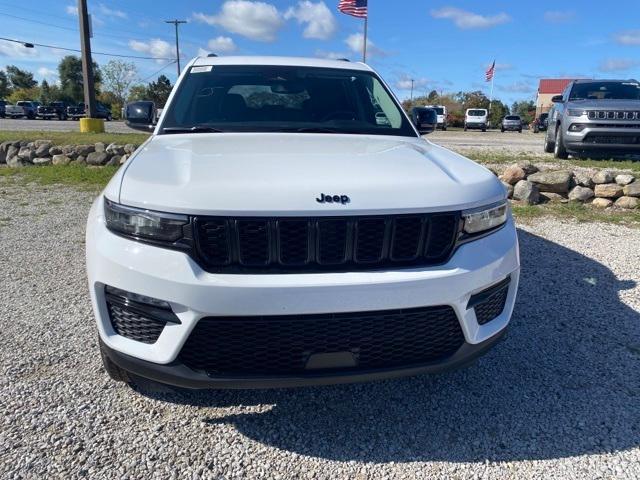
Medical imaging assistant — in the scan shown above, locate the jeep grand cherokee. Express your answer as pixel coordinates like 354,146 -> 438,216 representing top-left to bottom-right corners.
86,56 -> 520,389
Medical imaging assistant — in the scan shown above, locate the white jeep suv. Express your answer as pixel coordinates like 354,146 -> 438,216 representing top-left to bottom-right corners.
86,56 -> 520,389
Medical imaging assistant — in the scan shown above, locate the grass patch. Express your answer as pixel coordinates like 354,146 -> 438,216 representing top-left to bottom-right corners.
513,201 -> 640,226
466,150 -> 640,173
0,130 -> 149,146
0,165 -> 118,188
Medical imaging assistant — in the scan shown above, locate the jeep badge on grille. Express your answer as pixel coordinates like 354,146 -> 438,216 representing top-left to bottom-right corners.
316,193 -> 350,205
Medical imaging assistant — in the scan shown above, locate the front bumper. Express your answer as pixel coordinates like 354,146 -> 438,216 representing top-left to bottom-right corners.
564,124 -> 640,153
502,124 -> 521,131
87,196 -> 520,388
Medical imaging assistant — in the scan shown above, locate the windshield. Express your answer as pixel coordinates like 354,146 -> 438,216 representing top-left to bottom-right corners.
468,109 -> 486,116
428,107 -> 444,115
569,81 -> 640,100
505,116 -> 520,120
160,65 -> 416,137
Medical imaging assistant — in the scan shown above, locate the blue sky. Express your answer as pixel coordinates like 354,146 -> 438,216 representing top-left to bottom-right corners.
2,1 -> 640,104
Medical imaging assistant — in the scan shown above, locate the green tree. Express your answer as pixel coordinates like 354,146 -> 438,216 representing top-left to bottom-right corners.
511,100 -> 536,124
489,100 -> 509,127
6,65 -> 37,89
146,75 -> 172,107
39,79 -> 51,104
457,90 -> 490,110
58,55 -> 102,103
127,84 -> 148,102
427,90 -> 439,102
8,87 -> 41,103
0,70 -> 10,98
102,60 -> 137,105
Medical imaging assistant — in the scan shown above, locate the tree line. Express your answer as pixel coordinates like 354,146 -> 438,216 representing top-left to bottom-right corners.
0,57 -> 173,119
402,90 -> 536,127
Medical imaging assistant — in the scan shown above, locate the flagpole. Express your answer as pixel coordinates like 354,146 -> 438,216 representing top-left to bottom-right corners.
363,15 -> 368,63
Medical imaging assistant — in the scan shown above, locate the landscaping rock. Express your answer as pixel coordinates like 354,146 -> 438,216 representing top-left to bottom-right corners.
106,143 -> 125,156
527,170 -> 573,193
574,171 -> 595,188
17,146 -> 35,163
623,182 -> 640,197
52,154 -> 71,166
513,180 -> 540,204
35,144 -> 52,157
124,144 -> 137,154
86,152 -> 109,165
106,156 -> 121,166
568,186 -> 595,202
592,198 -> 613,208
592,170 -> 614,184
119,154 -> 129,165
33,139 -> 52,148
501,181 -> 514,198
594,183 -> 623,198
74,144 -> 95,157
94,142 -> 106,153
48,146 -> 63,156
615,196 -> 639,209
515,160 -> 538,175
540,192 -> 566,203
32,157 -> 52,166
6,145 -> 19,165
500,165 -> 526,185
615,174 -> 635,186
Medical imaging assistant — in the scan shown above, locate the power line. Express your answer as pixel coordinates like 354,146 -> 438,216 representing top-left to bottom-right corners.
0,36 -> 174,61
165,20 -> 186,76
139,60 -> 177,83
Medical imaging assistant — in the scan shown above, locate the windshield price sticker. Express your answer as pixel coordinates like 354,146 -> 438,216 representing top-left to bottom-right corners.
191,66 -> 213,74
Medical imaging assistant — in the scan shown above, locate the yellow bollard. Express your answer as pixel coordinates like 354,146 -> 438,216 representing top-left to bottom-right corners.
80,118 -> 105,133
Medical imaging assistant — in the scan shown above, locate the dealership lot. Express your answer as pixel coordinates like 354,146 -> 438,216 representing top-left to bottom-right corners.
1,181 -> 638,479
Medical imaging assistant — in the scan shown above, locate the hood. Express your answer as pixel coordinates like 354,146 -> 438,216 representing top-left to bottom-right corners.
569,99 -> 640,110
117,133 -> 504,216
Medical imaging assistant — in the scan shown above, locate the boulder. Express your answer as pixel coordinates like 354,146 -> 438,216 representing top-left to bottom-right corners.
6,145 -> 19,165
623,182 -> 640,197
33,139 -> 52,148
615,196 -> 639,209
106,155 -> 121,166
592,198 -> 613,208
501,181 -> 514,198
527,170 -> 573,193
568,186 -> 595,202
0,141 -> 18,164
33,157 -> 52,166
574,171 -> 594,188
119,154 -> 129,165
515,160 -> 538,175
594,183 -> 623,198
500,165 -> 526,185
94,142 -> 106,153
35,143 -> 52,157
48,146 -> 63,156
74,144 -> 95,157
540,192 -> 566,203
106,143 -> 126,156
124,144 -> 137,154
592,170 -> 614,184
513,180 -> 540,205
52,154 -> 71,166
17,146 -> 35,163
615,174 -> 635,186
86,151 -> 109,166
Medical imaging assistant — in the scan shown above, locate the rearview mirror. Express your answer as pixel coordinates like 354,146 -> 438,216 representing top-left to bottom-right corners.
125,101 -> 157,131
412,108 -> 437,135
551,95 -> 564,103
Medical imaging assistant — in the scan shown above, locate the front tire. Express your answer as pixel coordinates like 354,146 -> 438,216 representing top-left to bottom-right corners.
544,133 -> 555,153
554,127 -> 569,159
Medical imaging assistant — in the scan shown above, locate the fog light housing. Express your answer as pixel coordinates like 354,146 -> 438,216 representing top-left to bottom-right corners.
569,123 -> 587,132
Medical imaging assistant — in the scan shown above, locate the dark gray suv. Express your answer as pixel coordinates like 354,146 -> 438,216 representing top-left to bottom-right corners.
545,79 -> 640,158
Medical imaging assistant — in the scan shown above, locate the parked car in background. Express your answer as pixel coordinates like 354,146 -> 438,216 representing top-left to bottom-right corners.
5,101 -> 39,119
532,113 -> 549,133
37,101 -> 70,120
545,79 -> 640,159
67,102 -> 112,121
410,107 -> 438,134
464,109 -> 488,131
0,100 -> 7,118
501,115 -> 523,133
424,104 -> 447,130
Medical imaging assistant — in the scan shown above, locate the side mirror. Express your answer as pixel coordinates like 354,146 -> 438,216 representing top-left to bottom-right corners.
414,110 -> 437,135
551,95 -> 564,103
125,101 -> 156,131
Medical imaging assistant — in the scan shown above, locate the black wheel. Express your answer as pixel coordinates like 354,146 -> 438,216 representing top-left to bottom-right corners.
554,127 -> 569,159
106,114 -> 112,122
518,129 -> 522,133
464,125 -> 467,131
482,127 -> 486,132
543,132 -> 555,153
99,340 -> 130,383
501,128 -> 505,132
442,126 -> 447,131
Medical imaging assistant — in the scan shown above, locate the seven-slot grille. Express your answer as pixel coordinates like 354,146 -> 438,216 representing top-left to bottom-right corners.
587,110 -> 640,121
193,213 -> 460,272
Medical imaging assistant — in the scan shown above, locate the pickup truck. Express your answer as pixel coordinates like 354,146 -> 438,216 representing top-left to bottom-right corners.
67,102 -> 112,121
5,101 -> 39,119
37,101 -> 70,120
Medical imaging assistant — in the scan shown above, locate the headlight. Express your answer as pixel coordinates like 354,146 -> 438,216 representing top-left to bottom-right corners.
567,109 -> 586,117
104,198 -> 188,242
463,201 -> 508,235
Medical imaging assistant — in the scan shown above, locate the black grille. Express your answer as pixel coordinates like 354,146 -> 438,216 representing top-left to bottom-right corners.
588,110 -> 640,121
583,133 -> 640,145
468,277 -> 510,326
194,213 -> 460,272
178,306 -> 465,375
107,301 -> 166,344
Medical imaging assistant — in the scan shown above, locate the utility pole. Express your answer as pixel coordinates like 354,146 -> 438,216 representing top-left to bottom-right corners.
77,0 -> 96,119
165,20 -> 186,76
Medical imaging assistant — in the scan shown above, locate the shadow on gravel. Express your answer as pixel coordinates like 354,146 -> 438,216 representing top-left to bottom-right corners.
136,229 -> 640,462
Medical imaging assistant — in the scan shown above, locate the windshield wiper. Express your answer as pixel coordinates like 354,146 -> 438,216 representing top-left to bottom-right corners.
162,126 -> 225,134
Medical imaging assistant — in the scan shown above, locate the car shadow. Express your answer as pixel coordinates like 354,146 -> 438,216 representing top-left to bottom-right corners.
134,229 -> 640,462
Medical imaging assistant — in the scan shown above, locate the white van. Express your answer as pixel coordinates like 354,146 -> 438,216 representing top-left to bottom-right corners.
425,105 -> 447,130
465,109 -> 488,131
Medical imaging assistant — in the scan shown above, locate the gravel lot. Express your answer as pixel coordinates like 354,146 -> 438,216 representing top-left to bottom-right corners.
0,117 -> 135,134
1,181 -> 639,479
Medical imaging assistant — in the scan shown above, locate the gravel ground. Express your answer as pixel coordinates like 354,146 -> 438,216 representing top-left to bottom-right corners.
0,117 -> 135,134
1,181 -> 639,479
429,129 -> 548,156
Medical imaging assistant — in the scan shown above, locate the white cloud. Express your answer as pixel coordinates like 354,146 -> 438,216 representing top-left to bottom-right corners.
193,1 -> 284,42
65,5 -> 77,16
129,39 -> 174,63
203,36 -> 238,54
395,75 -> 430,91
285,1 -> 337,40
598,58 -> 639,72
345,33 -> 386,58
99,3 -> 128,19
614,30 -> 640,46
499,81 -> 534,94
37,67 -> 57,78
0,40 -> 39,58
430,7 -> 510,29
315,49 -> 349,60
543,11 -> 575,23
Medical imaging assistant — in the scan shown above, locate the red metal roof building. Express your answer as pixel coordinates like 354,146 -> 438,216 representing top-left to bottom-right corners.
536,79 -> 574,116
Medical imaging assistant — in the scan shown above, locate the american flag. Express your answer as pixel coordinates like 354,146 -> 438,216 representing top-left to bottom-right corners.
485,60 -> 496,82
338,0 -> 368,19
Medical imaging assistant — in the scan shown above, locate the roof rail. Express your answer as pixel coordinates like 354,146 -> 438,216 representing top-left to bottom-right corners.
207,53 -> 218,57
337,58 -> 350,62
